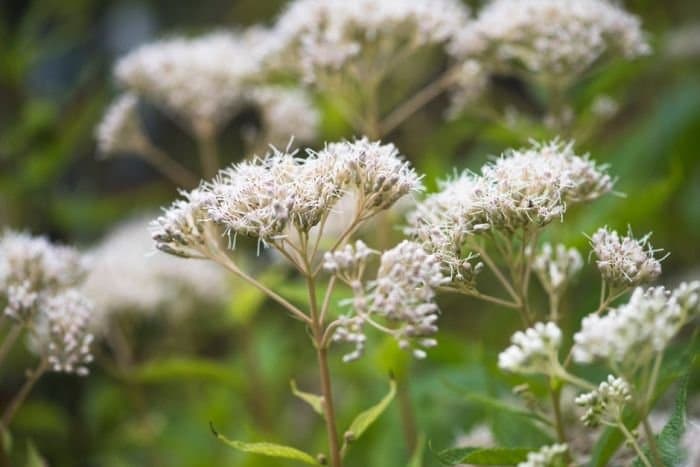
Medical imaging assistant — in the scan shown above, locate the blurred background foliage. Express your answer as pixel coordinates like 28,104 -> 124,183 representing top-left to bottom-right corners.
1,0 -> 699,466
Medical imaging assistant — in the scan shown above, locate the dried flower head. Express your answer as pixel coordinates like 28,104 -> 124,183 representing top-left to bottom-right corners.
498,322 -> 562,375
590,227 -> 663,287
95,93 -> 148,156
575,375 -> 631,427
517,443 -> 568,467
1,231 -> 88,322
572,282 -> 700,367
30,289 -> 95,376
115,32 -> 263,133
533,243 -> 583,297
450,0 -> 649,83
274,0 -> 469,82
84,217 -> 229,331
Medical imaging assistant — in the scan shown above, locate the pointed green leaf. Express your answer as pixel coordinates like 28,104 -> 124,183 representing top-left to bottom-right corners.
462,393 -> 552,426
435,446 -> 531,465
407,434 -> 426,467
25,441 -> 46,467
210,423 -> 318,465
290,380 -> 324,416
634,369 -> 692,467
130,357 -> 244,390
345,377 -> 396,443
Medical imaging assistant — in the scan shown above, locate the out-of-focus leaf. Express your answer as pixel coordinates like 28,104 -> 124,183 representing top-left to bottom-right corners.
460,392 -> 551,426
344,377 -> 396,446
210,423 -> 318,465
130,357 -> 244,390
1,427 -> 11,454
407,434 -> 426,467
25,441 -> 46,467
633,367 -> 692,467
434,446 -> 530,465
290,379 -> 324,416
229,268 -> 286,324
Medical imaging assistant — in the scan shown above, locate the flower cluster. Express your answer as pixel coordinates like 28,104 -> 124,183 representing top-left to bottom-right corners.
450,0 -> 649,82
323,240 -> 377,284
114,32 -> 262,133
532,243 -> 583,297
498,322 -> 562,375
0,231 -> 95,375
408,140 -> 611,278
329,241 -> 449,361
575,375 -> 631,427
248,87 -> 319,147
30,290 -> 94,375
590,227 -> 663,288
154,138 -> 421,252
517,443 -> 568,467
572,282 -> 700,367
272,0 -> 469,82
83,217 -> 229,331
1,231 -> 87,322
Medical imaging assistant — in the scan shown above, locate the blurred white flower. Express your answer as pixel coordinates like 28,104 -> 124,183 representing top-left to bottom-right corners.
590,227 -> 663,287
572,282 -> 700,367
533,243 -> 583,297
96,92 -> 148,156
247,86 -> 319,147
517,443 -> 568,467
498,322 -> 562,375
450,0 -> 649,83
84,216 -> 230,332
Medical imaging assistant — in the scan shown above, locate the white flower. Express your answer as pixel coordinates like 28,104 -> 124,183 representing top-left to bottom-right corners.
115,32 -> 263,132
0,231 -> 88,322
248,86 -> 319,147
95,93 -> 147,156
533,243 -> 583,296
323,240 -> 377,281
450,0 -> 649,83
447,59 -> 489,117
30,289 -> 95,376
333,241 -> 449,361
572,282 -> 700,367
575,375 -> 631,427
273,0 -> 469,83
83,217 -> 230,332
517,443 -> 568,467
151,188 -> 214,258
498,322 -> 562,375
590,227 -> 663,287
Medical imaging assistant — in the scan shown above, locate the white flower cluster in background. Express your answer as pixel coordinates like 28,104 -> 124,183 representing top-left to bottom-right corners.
498,322 -> 562,375
407,139 -> 611,278
532,243 -> 583,297
517,443 -> 568,467
248,87 -> 319,147
95,93 -> 147,156
575,375 -> 631,427
450,0 -> 649,81
572,282 -> 700,368
0,231 -> 95,375
82,217 -> 230,332
114,32 -> 261,132
590,226 -> 663,288
327,240 -> 450,361
273,0 -> 470,82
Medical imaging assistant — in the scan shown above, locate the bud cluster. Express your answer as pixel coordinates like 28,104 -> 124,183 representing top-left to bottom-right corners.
575,375 -> 631,427
498,322 -> 562,375
532,243 -> 583,297
517,443 -> 568,467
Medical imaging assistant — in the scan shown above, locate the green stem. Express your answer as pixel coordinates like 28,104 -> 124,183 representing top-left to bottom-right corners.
1,358 -> 49,428
0,324 -> 22,370
617,419 -> 652,467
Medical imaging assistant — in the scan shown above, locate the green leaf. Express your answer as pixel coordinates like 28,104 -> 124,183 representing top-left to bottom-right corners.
1,427 -> 11,454
290,379 -> 324,416
435,446 -> 531,465
25,441 -> 46,467
634,369 -> 692,467
130,357 -> 244,390
344,377 -> 396,444
462,392 -> 551,426
210,423 -> 318,465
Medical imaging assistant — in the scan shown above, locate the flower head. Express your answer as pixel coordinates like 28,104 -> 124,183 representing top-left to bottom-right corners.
450,0 -> 649,82
498,322 -> 562,375
248,86 -> 319,147
572,282 -> 700,367
30,289 -> 95,376
533,243 -> 583,297
590,227 -> 663,287
575,375 -> 631,427
517,443 -> 568,467
151,188 -> 214,258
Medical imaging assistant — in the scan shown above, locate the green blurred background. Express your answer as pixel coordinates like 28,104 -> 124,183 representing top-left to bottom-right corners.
1,1 -> 699,466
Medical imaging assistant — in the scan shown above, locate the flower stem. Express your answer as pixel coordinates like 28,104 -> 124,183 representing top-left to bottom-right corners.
139,143 -> 199,188
549,386 -> 567,444
617,419 -> 653,467
1,358 -> 49,428
0,323 -> 22,370
195,126 -> 220,179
